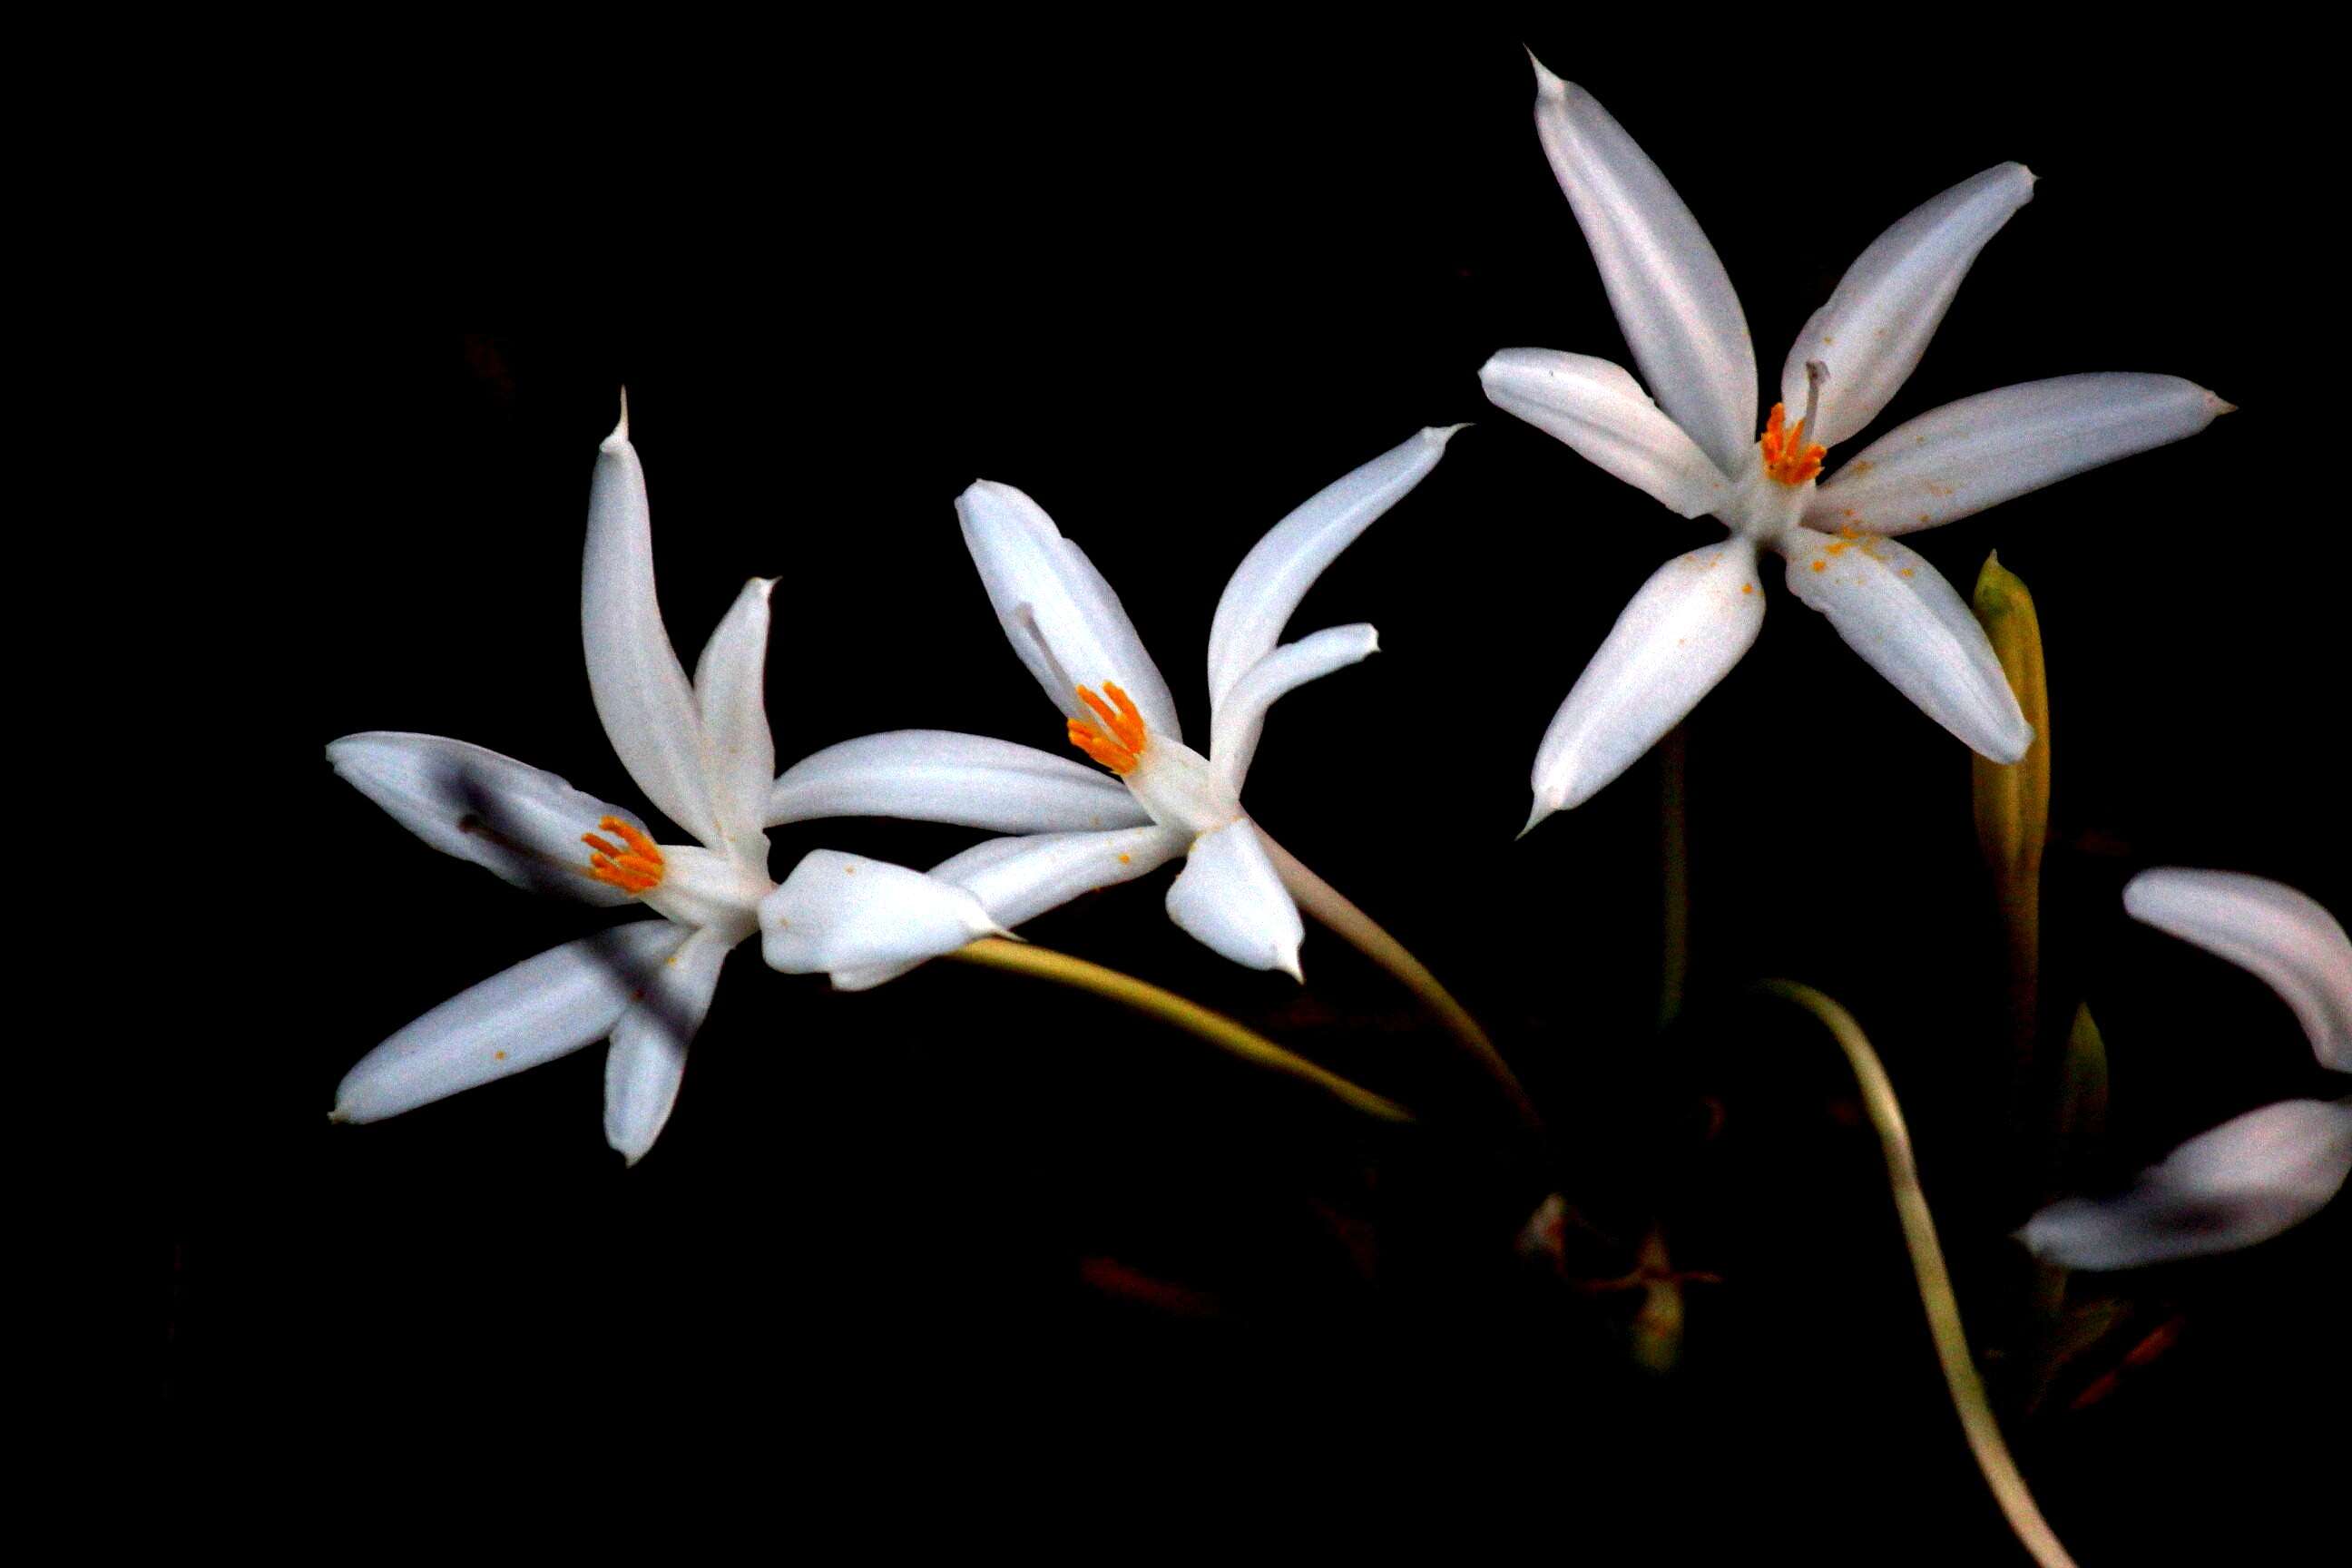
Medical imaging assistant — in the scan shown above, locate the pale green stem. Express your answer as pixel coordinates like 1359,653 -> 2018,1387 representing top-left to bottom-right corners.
1255,829 -> 1542,1132
1757,979 -> 2077,1568
944,937 -> 1413,1124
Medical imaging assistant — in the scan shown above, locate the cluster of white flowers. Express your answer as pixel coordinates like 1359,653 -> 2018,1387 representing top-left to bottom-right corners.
326,59 -> 2346,1266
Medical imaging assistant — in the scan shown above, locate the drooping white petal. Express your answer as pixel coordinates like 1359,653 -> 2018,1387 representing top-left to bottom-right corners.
936,825 -> 1184,928
691,576 -> 778,861
583,412 -> 722,848
1204,426 -> 1458,713
327,731 -> 644,906
2124,870 -> 2352,1073
1210,624 -> 1379,795
759,850 -> 1004,983
1808,375 -> 2230,536
1527,539 -> 1766,828
1477,350 -> 1730,519
1780,533 -> 2031,763
767,730 -> 1150,834
1527,59 -> 1756,478
332,920 -> 691,1123
956,480 -> 1181,742
603,924 -> 733,1164
1164,818 -> 1305,979
2018,1099 -> 2352,1269
1780,163 -> 2036,449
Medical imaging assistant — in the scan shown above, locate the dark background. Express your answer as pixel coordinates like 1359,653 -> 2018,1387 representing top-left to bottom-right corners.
176,28 -> 2342,1557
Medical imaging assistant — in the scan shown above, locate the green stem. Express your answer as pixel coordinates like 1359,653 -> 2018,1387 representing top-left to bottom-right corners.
1756,979 -> 2076,1568
945,937 -> 1414,1124
1256,828 -> 1542,1132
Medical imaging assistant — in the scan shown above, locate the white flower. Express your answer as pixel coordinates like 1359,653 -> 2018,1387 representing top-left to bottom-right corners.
1485,61 -> 2231,830
2019,870 -> 2352,1269
328,404 -> 999,1161
763,427 -> 1460,986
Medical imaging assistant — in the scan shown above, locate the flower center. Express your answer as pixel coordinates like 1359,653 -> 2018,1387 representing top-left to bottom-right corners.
1759,358 -> 1830,487
1067,681 -> 1149,775
582,815 -> 667,895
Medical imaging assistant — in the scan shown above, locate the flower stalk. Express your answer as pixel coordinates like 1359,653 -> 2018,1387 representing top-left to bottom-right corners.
944,937 -> 1414,1125
1756,979 -> 2077,1568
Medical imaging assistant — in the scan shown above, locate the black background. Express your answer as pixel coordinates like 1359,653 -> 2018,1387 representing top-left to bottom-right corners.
175,26 -> 2344,1557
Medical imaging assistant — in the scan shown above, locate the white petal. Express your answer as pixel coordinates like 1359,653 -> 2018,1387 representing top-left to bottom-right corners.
935,825 -> 1184,928
1527,539 -> 1765,828
956,480 -> 1181,742
768,730 -> 1149,834
1478,350 -> 1730,518
2125,870 -> 2352,1073
1781,164 -> 2036,449
2019,1099 -> 2352,1269
1781,534 -> 2031,763
1808,375 -> 2230,536
759,850 -> 1004,984
1528,60 -> 1756,478
1210,624 -> 1379,795
1164,818 -> 1304,978
603,924 -> 732,1164
583,414 -> 722,848
327,731 -> 643,906
1204,426 -> 1458,714
332,920 -> 691,1123
828,826 -> 1185,990
691,577 -> 779,861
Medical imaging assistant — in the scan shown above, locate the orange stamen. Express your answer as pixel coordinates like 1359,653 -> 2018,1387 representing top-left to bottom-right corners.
1069,682 -> 1148,775
582,814 -> 666,895
1759,402 -> 1827,486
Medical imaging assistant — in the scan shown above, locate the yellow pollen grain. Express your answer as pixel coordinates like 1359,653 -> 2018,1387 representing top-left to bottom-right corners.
1117,852 -> 1132,864
494,1050 -> 507,1061
1810,559 -> 1828,573
1740,583 -> 1754,594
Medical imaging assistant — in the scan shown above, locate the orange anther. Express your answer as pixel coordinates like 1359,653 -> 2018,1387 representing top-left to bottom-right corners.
582,815 -> 666,895
1070,682 -> 1148,775
1759,403 -> 1826,486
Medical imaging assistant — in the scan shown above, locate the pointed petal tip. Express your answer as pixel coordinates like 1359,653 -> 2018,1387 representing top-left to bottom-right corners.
327,1106 -> 349,1125
2014,162 -> 2038,189
1423,422 -> 1473,448
1520,47 -> 1571,98
602,388 -> 632,451
1517,798 -> 1556,841
1277,950 -> 1304,984
2209,389 -> 2239,416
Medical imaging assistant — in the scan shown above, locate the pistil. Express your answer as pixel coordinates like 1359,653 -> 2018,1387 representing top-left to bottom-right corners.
1760,358 -> 1831,486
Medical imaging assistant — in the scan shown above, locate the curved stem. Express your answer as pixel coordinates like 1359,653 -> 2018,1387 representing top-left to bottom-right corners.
1756,979 -> 2076,1568
1255,828 -> 1541,1132
944,937 -> 1413,1125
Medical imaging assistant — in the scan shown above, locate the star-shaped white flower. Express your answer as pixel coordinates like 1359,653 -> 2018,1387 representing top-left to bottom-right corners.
761,427 -> 1459,987
2020,870 -> 2352,1269
328,406 -> 1002,1161
1485,61 -> 2231,831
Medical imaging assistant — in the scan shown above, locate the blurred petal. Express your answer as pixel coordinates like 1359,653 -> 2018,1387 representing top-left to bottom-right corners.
768,730 -> 1149,833
759,850 -> 1004,983
327,731 -> 643,906
1809,374 -> 2230,536
1204,426 -> 1458,712
2019,1099 -> 2352,1269
333,921 -> 691,1123
1781,164 -> 2036,448
1782,534 -> 2031,763
1478,350 -> 1729,518
956,480 -> 1181,741
1164,818 -> 1304,978
1527,539 -> 1765,827
584,413 -> 722,847
691,577 -> 779,859
2125,869 -> 2352,1073
1528,59 -> 1756,476
603,924 -> 732,1164
1210,624 -> 1379,795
